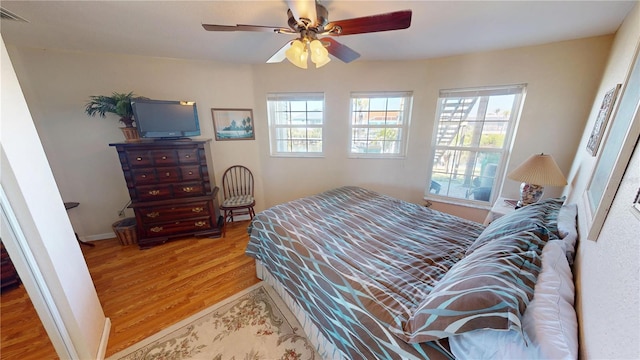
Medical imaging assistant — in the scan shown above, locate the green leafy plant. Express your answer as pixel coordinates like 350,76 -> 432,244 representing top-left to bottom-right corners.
85,92 -> 139,128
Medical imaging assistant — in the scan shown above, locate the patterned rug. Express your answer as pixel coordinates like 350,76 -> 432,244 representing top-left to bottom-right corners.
108,282 -> 319,360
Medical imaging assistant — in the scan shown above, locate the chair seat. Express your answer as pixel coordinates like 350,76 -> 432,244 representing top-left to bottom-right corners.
221,195 -> 255,208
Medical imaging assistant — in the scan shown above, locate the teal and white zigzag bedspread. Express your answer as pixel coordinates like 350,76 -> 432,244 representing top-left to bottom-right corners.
246,186 -> 485,359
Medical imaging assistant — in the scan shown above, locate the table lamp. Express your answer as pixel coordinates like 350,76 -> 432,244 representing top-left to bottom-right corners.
507,153 -> 567,208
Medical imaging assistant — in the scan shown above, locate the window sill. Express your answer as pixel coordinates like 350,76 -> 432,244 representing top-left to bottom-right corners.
348,154 -> 406,160
424,196 -> 493,211
269,154 -> 325,158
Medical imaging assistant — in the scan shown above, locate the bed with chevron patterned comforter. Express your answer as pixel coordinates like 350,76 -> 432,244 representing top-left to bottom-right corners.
245,186 -> 573,360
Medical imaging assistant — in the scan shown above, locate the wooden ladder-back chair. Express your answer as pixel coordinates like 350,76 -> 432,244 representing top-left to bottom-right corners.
220,165 -> 255,236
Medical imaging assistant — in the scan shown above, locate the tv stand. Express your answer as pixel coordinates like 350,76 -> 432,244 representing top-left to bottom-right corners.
109,139 -> 222,248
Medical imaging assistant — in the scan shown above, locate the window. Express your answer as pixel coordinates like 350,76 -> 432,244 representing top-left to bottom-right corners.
349,92 -> 413,158
426,84 -> 526,204
267,93 -> 324,157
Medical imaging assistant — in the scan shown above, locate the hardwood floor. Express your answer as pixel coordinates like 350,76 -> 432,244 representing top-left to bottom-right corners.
0,284 -> 54,359
0,220 -> 259,359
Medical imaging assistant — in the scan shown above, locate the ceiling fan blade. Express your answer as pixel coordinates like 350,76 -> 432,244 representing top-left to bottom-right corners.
286,0 -> 317,24
267,41 -> 293,63
326,10 -> 412,36
323,38 -> 360,63
202,23 -> 293,33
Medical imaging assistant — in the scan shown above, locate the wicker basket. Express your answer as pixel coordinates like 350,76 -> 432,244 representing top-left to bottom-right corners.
112,217 -> 137,246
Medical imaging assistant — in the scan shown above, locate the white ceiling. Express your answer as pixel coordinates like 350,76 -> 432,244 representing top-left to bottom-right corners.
0,1 -> 636,65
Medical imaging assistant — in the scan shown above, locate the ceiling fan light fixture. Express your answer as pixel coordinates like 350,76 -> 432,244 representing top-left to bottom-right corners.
309,39 -> 330,68
203,6 -> 411,67
285,39 -> 308,69
313,54 -> 330,68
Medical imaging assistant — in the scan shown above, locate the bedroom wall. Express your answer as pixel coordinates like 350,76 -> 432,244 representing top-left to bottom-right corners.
6,35 -> 612,235
5,48 -> 265,239
3,8 -> 638,359
1,37 -> 108,359
252,37 -> 612,219
564,3 -> 640,358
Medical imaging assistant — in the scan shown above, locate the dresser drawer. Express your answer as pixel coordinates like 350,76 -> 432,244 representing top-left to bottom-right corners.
156,168 -> 180,183
132,168 -> 157,185
177,149 -> 199,164
173,182 -> 205,197
138,201 -> 211,223
181,166 -> 202,181
136,184 -> 173,201
127,150 -> 153,167
152,150 -> 177,165
142,217 -> 212,238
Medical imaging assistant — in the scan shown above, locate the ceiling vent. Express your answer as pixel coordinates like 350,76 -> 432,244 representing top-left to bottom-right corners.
0,7 -> 29,22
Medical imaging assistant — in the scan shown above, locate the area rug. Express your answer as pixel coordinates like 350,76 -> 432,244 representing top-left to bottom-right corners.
108,282 -> 319,360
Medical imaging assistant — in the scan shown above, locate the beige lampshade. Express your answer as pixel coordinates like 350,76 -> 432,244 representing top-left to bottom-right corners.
507,153 -> 568,186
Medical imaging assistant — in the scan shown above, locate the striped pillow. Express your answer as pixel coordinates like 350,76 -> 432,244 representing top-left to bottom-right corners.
465,197 -> 564,256
390,229 -> 548,343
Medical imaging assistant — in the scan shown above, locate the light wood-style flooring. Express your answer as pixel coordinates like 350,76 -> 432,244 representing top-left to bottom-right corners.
0,220 -> 259,359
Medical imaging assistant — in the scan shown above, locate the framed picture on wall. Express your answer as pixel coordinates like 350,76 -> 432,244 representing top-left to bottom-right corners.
633,187 -> 640,221
586,84 -> 621,156
584,42 -> 640,241
211,108 -> 255,141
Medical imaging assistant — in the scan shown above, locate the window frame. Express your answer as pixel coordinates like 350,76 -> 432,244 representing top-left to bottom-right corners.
348,91 -> 413,159
266,92 -> 325,158
425,84 -> 527,206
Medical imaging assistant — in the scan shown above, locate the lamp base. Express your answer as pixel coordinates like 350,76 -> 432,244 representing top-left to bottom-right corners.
516,182 -> 544,208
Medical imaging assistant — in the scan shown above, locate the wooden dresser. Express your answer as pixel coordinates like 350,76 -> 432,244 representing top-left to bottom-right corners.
110,139 -> 222,248
1,241 -> 20,292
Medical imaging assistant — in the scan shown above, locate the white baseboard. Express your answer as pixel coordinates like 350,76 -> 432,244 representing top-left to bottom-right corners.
81,232 -> 116,242
96,317 -> 111,360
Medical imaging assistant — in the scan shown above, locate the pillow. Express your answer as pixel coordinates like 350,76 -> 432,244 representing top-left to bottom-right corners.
466,197 -> 564,256
522,239 -> 578,359
389,229 -> 548,343
448,240 -> 578,360
557,203 -> 578,264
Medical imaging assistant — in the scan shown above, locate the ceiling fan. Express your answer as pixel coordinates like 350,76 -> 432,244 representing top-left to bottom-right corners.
202,0 -> 412,68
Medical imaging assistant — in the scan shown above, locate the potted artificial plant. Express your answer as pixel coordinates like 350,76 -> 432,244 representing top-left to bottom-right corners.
85,91 -> 141,142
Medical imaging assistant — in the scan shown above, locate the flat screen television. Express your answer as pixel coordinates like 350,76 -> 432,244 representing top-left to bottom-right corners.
131,98 -> 200,139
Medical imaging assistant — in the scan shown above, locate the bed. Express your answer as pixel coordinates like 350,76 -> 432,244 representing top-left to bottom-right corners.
246,186 -> 579,359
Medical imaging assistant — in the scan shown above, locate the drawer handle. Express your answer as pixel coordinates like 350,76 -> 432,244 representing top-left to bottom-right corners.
165,172 -> 171,177
136,157 -> 142,161
192,207 -> 204,213
185,155 -> 191,158
161,156 -> 167,160
150,226 -> 163,233
148,190 -> 161,195
194,221 -> 207,227
182,187 -> 194,192
146,212 -> 159,218
188,171 -> 194,175
141,174 -> 147,178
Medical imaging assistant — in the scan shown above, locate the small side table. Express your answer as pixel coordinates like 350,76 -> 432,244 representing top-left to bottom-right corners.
483,197 -> 518,225
64,202 -> 95,247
